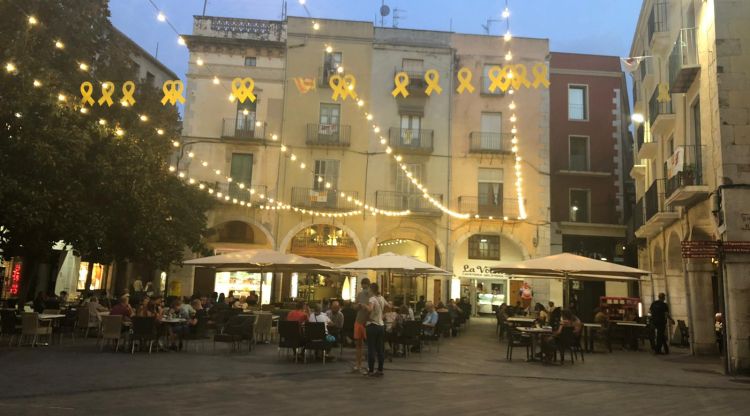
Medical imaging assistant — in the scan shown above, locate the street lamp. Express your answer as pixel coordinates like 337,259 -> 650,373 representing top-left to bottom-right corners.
631,113 -> 645,124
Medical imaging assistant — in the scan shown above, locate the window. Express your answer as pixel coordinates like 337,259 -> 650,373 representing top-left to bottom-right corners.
402,58 -> 424,74
399,115 -> 422,146
145,71 -> 155,85
569,189 -> 590,223
396,163 -> 422,193
482,64 -> 503,95
318,103 -> 341,143
323,52 -> 342,83
468,235 -> 500,260
568,85 -> 588,120
480,112 -> 503,150
235,100 -> 257,137
229,154 -> 253,198
569,136 -> 589,171
478,168 -> 503,216
313,160 -> 339,190
244,57 -> 257,67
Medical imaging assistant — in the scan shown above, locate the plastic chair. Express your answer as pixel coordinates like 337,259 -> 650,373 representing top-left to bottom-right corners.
277,320 -> 304,363
130,316 -> 158,354
214,315 -> 251,353
505,327 -> 531,361
76,308 -> 99,338
21,313 -> 52,347
1,310 -> 21,346
303,322 -> 330,364
556,326 -> 579,364
99,315 -> 124,352
254,313 -> 273,343
182,315 -> 211,352
399,320 -> 423,357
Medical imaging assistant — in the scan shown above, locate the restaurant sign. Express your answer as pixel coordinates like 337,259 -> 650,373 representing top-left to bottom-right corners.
460,264 -> 506,279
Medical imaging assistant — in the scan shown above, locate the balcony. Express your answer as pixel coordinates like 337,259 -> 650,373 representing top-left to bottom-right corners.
647,0 -> 670,52
388,128 -> 434,154
375,191 -> 442,216
291,233 -> 358,260
669,28 -> 700,94
469,132 -> 513,154
636,124 -> 658,160
633,197 -> 645,232
636,180 -> 678,238
291,187 -> 358,211
306,123 -> 351,147
394,69 -> 426,97
664,145 -> 710,207
648,88 -> 674,136
458,196 -> 520,220
221,118 -> 265,142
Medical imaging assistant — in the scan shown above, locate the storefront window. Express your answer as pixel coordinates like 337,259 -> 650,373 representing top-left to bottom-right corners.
77,262 -> 104,290
468,235 -> 500,260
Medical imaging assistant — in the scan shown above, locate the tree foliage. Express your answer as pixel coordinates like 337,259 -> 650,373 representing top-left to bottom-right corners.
0,0 -> 213,286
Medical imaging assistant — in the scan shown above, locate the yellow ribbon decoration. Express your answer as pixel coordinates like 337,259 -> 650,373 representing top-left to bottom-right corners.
343,74 -> 358,100
328,74 -> 347,101
512,64 -> 531,90
98,81 -> 115,106
531,63 -> 550,89
391,71 -> 410,98
456,67 -> 475,94
488,65 -> 512,93
121,81 -> 136,106
80,82 -> 95,106
657,83 -> 671,103
424,69 -> 442,96
231,77 -> 256,103
161,80 -> 186,106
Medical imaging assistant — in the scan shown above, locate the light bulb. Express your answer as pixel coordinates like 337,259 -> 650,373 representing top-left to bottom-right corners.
188,152 -> 195,158
196,58 -> 204,66
115,128 -> 125,136
502,7 -> 510,18
336,66 -> 344,74
5,62 -> 16,73
98,118 -> 107,125
157,129 -> 165,135
57,94 -> 66,102
28,16 -> 38,25
80,107 -> 89,114
505,52 -> 513,61
172,141 -> 180,147
140,115 -> 148,122
280,145 -> 287,152
299,0 -> 306,4
33,79 -> 42,87
255,121 -> 262,127
157,12 -> 166,22
300,163 -> 306,169
272,134 -> 278,141
313,22 -> 320,31
366,114 -> 373,121
357,100 -> 364,107
504,31 -> 512,42
201,161 -> 208,167
243,109 -> 249,116
177,36 -> 186,46
54,40 -> 64,49
79,63 -> 89,71
510,114 -> 517,123
228,94 -> 235,102
325,45 -> 333,53
509,101 -> 516,110
213,76 -> 220,85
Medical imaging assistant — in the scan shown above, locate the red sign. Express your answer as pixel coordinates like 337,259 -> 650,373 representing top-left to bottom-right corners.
724,241 -> 750,254
9,263 -> 21,296
681,241 -> 719,258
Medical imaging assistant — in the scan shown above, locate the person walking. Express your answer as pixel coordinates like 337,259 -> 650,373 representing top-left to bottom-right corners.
353,278 -> 371,374
364,283 -> 387,377
650,293 -> 674,354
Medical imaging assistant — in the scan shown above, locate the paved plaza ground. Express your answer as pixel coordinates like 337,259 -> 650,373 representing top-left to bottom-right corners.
0,317 -> 748,415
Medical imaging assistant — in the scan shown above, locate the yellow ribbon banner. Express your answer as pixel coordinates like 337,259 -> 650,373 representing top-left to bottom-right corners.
456,68 -> 475,94
121,81 -> 136,106
392,71 -> 410,98
329,74 -> 358,101
657,83 -> 671,103
161,80 -> 186,106
80,81 -> 95,106
424,69 -> 442,96
531,63 -> 550,89
512,64 -> 531,90
231,77 -> 257,103
343,74 -> 358,100
488,65 -> 512,93
98,81 -> 115,106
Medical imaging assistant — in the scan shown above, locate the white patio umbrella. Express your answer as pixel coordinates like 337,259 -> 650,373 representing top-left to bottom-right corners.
184,249 -> 335,302
490,252 -> 650,306
337,252 -> 451,298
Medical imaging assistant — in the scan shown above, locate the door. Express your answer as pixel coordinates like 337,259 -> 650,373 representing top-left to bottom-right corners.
509,280 -> 523,307
433,279 -> 442,304
313,160 -> 339,207
480,112 -> 502,150
400,115 -> 421,147
235,100 -> 257,138
229,153 -> 253,198
478,168 -> 503,217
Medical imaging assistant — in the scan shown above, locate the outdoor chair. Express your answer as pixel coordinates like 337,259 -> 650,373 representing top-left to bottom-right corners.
99,314 -> 124,352
130,316 -> 158,354
75,308 -> 99,338
303,322 -> 331,364
213,315 -> 251,353
505,327 -> 531,361
677,320 -> 690,347
437,312 -> 452,338
555,326 -> 580,364
238,314 -> 257,351
1,310 -> 21,347
277,320 -> 304,363
21,312 -> 53,347
254,312 -> 273,343
182,315 -> 211,352
399,320 -> 423,357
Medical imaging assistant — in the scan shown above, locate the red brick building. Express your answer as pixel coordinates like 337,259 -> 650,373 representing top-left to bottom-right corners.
549,52 -> 635,317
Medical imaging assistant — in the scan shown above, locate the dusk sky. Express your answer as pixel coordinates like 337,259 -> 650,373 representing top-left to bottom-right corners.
110,0 -> 643,81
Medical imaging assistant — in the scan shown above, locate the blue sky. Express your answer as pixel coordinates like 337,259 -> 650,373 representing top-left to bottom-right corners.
110,0 -> 643,80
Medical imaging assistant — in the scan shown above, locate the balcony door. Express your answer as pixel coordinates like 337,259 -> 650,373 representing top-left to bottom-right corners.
319,103 -> 341,143
478,168 -> 503,217
400,115 -> 421,147
313,159 -> 339,208
235,100 -> 257,139
229,153 -> 253,198
480,112 -> 502,150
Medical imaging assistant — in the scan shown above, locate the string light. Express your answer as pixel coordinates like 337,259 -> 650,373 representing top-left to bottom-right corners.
32,79 -> 42,87
79,63 -> 89,71
54,40 -> 65,49
5,62 -> 16,73
157,11 -> 166,22
28,16 -> 38,26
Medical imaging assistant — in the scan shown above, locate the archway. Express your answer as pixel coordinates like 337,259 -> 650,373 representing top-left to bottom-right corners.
666,231 -> 682,272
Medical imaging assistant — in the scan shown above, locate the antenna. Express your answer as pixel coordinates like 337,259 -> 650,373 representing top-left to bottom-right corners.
392,8 -> 406,28
202,0 -> 208,16
379,1 -> 390,28
281,0 -> 287,20
481,18 -> 501,35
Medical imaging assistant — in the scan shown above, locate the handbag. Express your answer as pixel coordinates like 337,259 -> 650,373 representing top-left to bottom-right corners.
325,334 -> 336,343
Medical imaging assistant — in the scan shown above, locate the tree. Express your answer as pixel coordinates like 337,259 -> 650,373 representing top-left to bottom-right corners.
0,0 -> 213,300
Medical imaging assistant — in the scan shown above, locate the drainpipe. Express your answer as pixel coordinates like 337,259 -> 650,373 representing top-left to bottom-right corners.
446,46 -> 455,292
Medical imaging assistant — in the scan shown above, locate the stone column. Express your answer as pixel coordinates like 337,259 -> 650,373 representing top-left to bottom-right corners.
724,254 -> 750,373
685,259 -> 718,355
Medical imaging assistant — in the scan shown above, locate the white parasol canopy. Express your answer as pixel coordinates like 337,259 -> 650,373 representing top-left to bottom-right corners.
184,249 -> 335,272
490,253 -> 650,280
337,252 -> 450,275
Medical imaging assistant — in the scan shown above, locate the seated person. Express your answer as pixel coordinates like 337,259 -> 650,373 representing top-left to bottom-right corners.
326,301 -> 345,335
87,296 -> 109,324
189,298 -> 207,334
247,291 -> 259,307
594,307 -> 609,326
109,295 -> 134,322
168,298 -> 191,350
422,302 -> 439,336
534,303 -> 549,325
308,303 -> 333,333
286,301 -> 309,325
542,309 -> 577,362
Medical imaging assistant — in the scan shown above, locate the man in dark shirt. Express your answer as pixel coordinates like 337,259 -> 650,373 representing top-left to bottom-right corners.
650,292 -> 674,354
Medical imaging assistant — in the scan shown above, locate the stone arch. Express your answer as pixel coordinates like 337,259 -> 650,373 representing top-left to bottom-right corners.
205,217 -> 274,248
364,222 -> 446,267
689,226 -> 713,242
651,243 -> 664,274
451,222 -> 531,260
279,220 -> 364,260
666,230 -> 683,272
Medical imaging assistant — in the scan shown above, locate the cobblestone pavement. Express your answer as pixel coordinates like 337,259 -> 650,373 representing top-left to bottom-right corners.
0,318 -> 748,415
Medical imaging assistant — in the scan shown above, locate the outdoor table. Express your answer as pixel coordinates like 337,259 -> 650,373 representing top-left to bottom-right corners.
616,321 -> 646,350
506,317 -> 536,325
517,326 -> 553,362
583,323 -> 602,352
38,314 -> 66,320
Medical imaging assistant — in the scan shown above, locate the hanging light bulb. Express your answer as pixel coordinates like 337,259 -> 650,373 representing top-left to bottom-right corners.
32,79 -> 42,87
213,76 -> 220,85
325,45 -> 333,54
5,62 -> 16,73
54,40 -> 64,49
196,58 -> 204,66
28,16 -> 38,26
505,51 -> 513,61
157,11 -> 166,22
177,36 -> 186,46
313,22 -> 320,31
502,7 -> 510,18
509,101 -> 516,110
79,63 -> 89,71
504,30 -> 512,42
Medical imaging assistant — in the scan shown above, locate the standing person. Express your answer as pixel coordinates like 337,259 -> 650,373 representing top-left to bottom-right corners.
650,293 -> 674,355
364,283 -> 386,377
353,278 -> 371,374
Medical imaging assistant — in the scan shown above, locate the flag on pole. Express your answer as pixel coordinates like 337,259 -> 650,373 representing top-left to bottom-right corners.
621,56 -> 648,73
293,77 -> 315,94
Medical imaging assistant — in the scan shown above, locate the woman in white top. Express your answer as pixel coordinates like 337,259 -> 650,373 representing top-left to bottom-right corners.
308,303 -> 333,333
364,283 -> 387,376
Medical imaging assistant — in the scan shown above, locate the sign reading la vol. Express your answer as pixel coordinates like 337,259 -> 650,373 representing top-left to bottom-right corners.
78,63 -> 548,106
